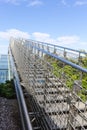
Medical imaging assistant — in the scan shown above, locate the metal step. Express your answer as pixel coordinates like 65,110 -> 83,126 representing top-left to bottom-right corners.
45,112 -> 87,129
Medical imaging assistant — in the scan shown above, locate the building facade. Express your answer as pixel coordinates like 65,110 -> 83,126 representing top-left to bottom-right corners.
0,54 -> 9,83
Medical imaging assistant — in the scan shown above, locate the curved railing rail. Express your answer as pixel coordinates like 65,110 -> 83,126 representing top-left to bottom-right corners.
8,47 -> 33,130
27,39 -> 87,66
28,41 -> 87,73
28,39 -> 87,54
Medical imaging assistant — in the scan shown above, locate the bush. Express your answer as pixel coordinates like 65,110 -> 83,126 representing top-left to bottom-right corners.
0,80 -> 16,99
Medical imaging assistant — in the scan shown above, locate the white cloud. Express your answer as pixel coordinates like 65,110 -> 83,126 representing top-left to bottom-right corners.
28,0 -> 43,6
0,29 -> 30,54
0,0 -> 20,5
32,32 -> 50,40
0,30 -> 81,48
75,1 -> 87,6
32,32 -> 87,51
61,0 -> 67,6
32,32 -> 56,43
0,30 -> 86,53
0,29 -> 30,40
79,42 -> 87,46
32,33 -> 87,50
0,0 -> 43,6
60,0 -> 87,7
60,0 -> 70,7
57,36 -> 80,44
32,32 -> 81,47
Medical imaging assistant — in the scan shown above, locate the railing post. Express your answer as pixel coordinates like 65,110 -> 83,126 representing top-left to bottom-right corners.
64,48 -> 67,58
67,99 -> 76,130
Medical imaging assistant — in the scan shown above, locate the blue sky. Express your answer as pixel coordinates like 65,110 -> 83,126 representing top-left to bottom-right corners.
0,0 -> 87,54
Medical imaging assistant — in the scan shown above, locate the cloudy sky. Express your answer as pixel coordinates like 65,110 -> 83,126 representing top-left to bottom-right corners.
0,0 -> 87,53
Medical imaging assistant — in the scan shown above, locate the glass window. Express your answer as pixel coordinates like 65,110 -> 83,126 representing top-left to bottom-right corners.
0,55 -> 8,83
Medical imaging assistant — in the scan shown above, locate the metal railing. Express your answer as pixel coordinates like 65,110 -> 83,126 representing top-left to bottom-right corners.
27,39 -> 87,67
8,47 -> 33,130
9,38 -> 87,130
